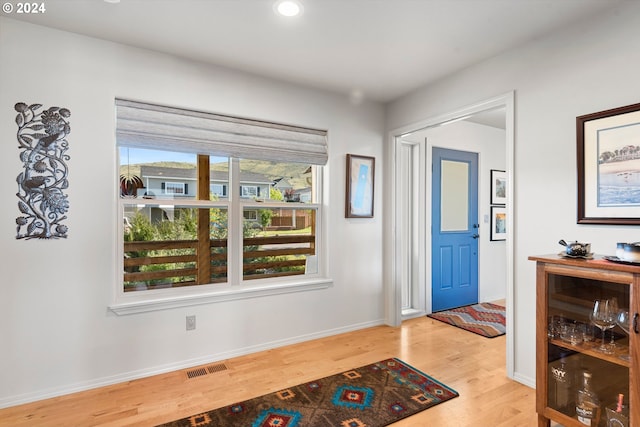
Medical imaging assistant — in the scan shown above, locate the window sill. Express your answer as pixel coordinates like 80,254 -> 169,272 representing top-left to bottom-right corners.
109,278 -> 333,315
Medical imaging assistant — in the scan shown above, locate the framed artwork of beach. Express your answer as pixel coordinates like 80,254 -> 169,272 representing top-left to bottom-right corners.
345,154 -> 375,218
577,102 -> 640,224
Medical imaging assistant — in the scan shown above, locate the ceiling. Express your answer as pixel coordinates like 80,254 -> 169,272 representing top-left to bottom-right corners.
465,107 -> 506,129
5,0 -> 625,103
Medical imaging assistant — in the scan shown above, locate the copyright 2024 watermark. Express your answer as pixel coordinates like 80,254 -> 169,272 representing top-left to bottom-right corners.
3,2 -> 47,14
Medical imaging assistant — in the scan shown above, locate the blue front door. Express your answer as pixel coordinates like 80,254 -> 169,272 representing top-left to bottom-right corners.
432,147 -> 479,312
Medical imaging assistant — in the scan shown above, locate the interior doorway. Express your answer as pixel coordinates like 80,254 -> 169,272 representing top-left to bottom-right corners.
386,92 -> 515,378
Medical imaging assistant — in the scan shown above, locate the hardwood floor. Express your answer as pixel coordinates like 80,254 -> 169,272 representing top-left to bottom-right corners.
0,315 -> 537,427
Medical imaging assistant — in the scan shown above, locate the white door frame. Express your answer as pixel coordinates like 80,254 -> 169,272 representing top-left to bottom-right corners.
384,91 -> 515,378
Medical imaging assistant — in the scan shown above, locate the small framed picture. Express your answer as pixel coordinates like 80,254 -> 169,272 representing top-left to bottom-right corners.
490,206 -> 506,241
490,169 -> 507,205
345,154 -> 375,218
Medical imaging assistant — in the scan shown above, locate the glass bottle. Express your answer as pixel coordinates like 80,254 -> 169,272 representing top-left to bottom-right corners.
575,371 -> 601,426
605,393 -> 629,427
550,358 -> 571,411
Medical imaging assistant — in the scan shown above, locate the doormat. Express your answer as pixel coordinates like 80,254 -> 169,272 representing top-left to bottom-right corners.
156,358 -> 458,427
427,302 -> 506,338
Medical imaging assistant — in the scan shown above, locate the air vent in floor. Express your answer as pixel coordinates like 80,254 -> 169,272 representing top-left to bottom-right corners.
186,363 -> 228,379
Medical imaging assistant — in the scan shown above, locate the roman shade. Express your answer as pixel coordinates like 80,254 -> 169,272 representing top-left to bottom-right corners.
115,99 -> 328,165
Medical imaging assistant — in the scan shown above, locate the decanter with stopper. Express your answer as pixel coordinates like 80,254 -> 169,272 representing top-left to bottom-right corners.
575,370 -> 601,426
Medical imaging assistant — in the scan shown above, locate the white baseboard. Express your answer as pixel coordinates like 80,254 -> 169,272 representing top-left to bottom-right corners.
401,308 -> 426,320
0,318 -> 385,409
512,371 -> 536,389
483,295 -> 506,304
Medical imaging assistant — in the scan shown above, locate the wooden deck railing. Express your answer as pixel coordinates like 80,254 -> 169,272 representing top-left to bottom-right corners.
123,234 -> 315,291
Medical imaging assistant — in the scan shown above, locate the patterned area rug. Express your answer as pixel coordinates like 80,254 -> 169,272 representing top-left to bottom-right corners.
427,302 -> 506,338
157,358 -> 458,427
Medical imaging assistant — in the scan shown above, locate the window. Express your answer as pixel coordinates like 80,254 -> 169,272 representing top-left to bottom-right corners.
211,184 -> 226,197
112,100 -> 329,314
243,210 -> 258,221
164,182 -> 186,195
241,185 -> 259,198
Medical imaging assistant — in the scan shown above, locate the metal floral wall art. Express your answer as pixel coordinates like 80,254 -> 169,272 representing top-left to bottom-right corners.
15,102 -> 71,239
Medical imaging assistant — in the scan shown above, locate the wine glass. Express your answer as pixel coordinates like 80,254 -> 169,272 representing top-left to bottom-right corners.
609,301 -> 621,350
590,299 -> 617,354
617,310 -> 630,334
616,310 -> 631,361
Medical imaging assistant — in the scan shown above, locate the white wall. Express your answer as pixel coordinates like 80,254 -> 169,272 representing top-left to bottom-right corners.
386,2 -> 640,387
0,17 -> 386,407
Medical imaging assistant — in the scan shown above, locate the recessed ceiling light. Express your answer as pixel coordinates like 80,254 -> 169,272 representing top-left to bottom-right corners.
104,0 -> 121,3
274,0 -> 303,17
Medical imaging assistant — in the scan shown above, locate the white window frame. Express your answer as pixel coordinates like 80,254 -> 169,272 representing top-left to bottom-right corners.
241,185 -> 258,198
243,209 -> 258,221
110,159 -> 331,315
164,181 -> 186,195
211,183 -> 225,197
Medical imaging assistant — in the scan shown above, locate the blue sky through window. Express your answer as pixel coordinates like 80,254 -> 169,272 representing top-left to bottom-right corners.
119,147 -> 226,165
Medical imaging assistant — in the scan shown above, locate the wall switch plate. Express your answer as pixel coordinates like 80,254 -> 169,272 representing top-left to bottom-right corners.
186,315 -> 196,331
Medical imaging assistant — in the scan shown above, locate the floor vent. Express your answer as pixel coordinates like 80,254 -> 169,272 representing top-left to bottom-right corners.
186,363 -> 228,379
206,363 -> 228,374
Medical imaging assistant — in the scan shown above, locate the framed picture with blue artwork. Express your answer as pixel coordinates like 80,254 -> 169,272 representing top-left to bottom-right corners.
490,206 -> 506,241
345,154 -> 375,218
578,102 -> 640,225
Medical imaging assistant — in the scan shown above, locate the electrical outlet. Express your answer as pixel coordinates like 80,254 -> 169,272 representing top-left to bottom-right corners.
186,315 -> 196,331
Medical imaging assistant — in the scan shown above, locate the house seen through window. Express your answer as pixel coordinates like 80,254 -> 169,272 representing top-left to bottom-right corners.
119,147 -> 320,292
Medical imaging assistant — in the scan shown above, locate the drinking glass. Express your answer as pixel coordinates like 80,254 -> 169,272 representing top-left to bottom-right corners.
617,310 -> 630,334
589,299 -> 617,354
617,310 -> 631,361
608,299 -> 619,350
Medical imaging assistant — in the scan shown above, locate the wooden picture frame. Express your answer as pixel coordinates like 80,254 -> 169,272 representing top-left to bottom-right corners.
490,206 -> 506,241
345,154 -> 375,218
577,102 -> 640,225
490,169 -> 507,205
